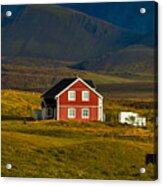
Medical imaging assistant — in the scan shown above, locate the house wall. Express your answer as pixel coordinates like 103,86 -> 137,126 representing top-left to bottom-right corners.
98,97 -> 104,122
58,80 -> 99,121
42,108 -> 47,120
34,110 -> 42,120
59,106 -> 98,121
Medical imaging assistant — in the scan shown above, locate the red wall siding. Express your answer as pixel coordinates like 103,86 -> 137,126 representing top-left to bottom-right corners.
59,80 -> 99,121
59,107 -> 98,121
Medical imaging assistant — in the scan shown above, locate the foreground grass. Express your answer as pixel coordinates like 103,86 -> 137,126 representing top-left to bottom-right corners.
2,120 -> 156,180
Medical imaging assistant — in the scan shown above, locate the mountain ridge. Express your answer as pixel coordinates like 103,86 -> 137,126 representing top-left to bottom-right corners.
2,5 -> 151,62
1,4 -> 156,79
72,45 -> 155,75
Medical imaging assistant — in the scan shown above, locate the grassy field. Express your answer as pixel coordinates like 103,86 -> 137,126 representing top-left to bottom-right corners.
1,90 -> 157,180
2,64 -> 154,91
98,82 -> 155,99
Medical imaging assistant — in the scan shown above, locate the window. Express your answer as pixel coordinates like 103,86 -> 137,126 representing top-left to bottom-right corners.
82,91 -> 89,101
82,108 -> 89,118
46,108 -> 53,117
68,108 -> 76,118
68,91 -> 76,101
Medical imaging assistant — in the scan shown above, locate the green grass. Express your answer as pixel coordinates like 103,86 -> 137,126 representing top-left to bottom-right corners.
1,90 -> 157,180
2,64 -> 138,92
1,121 -> 155,180
2,120 -> 155,179
2,90 -> 40,119
81,71 -> 135,84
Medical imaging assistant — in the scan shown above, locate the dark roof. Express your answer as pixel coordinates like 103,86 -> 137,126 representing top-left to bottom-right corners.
41,78 -> 96,98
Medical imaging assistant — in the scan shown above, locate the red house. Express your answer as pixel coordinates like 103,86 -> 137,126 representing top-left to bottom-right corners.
41,77 -> 104,122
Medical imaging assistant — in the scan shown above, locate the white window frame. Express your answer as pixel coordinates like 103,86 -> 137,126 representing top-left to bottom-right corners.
68,90 -> 76,101
82,108 -> 89,118
68,108 -> 76,118
82,91 -> 89,101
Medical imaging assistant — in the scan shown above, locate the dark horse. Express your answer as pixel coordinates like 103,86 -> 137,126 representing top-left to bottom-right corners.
145,154 -> 157,165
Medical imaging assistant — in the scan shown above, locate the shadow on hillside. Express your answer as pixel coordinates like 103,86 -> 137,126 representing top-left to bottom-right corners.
2,115 -> 34,121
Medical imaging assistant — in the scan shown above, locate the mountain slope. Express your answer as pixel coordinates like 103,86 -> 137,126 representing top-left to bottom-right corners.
73,45 -> 155,75
2,5 -> 142,61
60,1 -> 156,35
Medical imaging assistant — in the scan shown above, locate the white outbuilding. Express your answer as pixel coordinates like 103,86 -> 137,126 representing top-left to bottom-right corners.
119,112 -> 146,127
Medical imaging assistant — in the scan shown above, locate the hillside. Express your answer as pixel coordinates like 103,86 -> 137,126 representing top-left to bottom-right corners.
61,2 -> 156,36
73,45 -> 155,75
1,63 -> 138,91
2,62 -> 156,97
1,90 -> 156,179
1,90 -> 41,119
1,4 -> 157,88
2,5 -> 145,62
2,126 -> 155,179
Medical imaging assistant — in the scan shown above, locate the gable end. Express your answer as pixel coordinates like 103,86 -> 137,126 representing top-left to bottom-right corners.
55,77 -> 103,99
